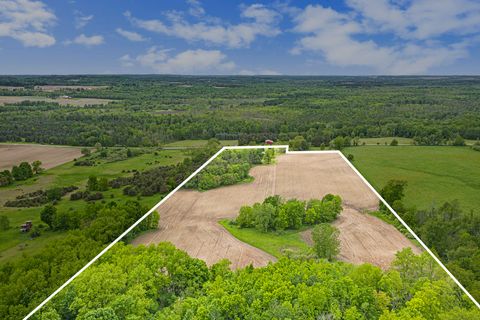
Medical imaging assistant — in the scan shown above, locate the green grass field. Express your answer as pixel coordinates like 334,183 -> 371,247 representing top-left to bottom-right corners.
0,148 -> 187,262
358,137 -> 413,145
343,146 -> 480,213
163,139 -> 238,147
219,220 -> 310,259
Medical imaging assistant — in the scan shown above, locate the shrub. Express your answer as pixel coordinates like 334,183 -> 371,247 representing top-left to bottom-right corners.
0,215 -> 10,230
312,223 -> 340,260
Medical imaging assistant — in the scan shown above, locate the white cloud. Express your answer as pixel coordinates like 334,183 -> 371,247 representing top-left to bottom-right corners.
121,47 -> 235,74
347,0 -> 480,40
74,11 -> 93,29
291,2 -> 479,74
125,3 -> 281,48
0,0 -> 56,47
116,28 -> 146,42
69,34 -> 104,46
119,54 -> 135,67
187,0 -> 205,18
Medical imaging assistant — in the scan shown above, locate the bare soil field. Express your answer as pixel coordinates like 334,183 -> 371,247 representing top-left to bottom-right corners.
0,144 -> 83,171
34,85 -> 109,91
0,96 -> 113,106
134,152 -> 420,269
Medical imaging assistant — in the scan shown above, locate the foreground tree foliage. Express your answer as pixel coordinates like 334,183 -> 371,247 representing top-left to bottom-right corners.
0,200 -> 159,319
34,243 -> 479,320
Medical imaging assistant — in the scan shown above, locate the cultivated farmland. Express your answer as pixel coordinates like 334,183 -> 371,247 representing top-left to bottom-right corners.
0,144 -> 83,171
134,152 -> 420,269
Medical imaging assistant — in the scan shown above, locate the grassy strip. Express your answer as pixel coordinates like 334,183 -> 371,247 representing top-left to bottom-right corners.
219,220 -> 310,259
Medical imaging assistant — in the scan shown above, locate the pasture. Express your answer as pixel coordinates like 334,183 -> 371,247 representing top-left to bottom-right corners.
344,146 -> 480,213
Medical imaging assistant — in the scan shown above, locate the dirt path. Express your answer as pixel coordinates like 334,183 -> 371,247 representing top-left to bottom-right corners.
0,144 -> 83,171
134,152 -> 419,269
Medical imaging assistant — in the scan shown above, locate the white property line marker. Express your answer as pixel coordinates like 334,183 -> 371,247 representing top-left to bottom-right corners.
24,145 -> 479,319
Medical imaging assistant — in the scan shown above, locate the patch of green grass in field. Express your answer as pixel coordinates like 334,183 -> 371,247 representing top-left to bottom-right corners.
219,220 -> 310,259
358,137 -> 413,145
0,149 -> 185,262
163,140 -> 238,147
343,146 -> 480,213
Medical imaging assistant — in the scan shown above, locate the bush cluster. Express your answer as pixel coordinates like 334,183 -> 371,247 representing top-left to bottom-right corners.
4,185 -> 77,207
235,194 -> 342,232
0,160 -> 43,186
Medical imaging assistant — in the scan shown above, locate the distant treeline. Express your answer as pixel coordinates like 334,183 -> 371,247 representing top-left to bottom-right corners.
1,76 -> 479,146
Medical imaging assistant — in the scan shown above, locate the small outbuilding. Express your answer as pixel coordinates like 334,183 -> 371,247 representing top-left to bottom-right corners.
20,221 -> 32,233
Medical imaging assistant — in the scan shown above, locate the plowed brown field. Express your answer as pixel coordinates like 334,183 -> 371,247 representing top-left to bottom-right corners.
0,144 -> 83,171
134,152 -> 420,269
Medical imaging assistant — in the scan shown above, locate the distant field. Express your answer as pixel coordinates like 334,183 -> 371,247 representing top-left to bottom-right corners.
34,85 -> 110,92
0,144 -> 83,171
357,136 -> 479,146
0,96 -> 113,106
0,148 -> 187,263
344,146 -> 480,213
358,137 -> 413,145
163,139 -> 238,147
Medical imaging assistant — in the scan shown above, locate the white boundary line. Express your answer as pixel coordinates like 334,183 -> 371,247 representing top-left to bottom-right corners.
24,145 -> 479,318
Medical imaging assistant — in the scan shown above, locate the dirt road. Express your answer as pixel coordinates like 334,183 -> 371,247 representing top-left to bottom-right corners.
134,152 -> 420,269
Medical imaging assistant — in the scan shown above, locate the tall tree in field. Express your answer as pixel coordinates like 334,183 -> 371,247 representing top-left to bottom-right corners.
312,223 -> 340,261
40,205 -> 57,229
289,135 -> 309,151
32,160 -> 43,174
379,180 -> 407,212
0,215 -> 9,230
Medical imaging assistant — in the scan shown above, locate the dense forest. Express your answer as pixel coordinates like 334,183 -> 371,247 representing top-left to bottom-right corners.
35,242 -> 479,319
1,76 -> 480,147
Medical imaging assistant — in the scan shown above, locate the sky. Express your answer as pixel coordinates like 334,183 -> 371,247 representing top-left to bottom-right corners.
1,0 -> 480,75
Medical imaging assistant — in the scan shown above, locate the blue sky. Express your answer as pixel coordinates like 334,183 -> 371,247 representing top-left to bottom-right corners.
1,0 -> 480,75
